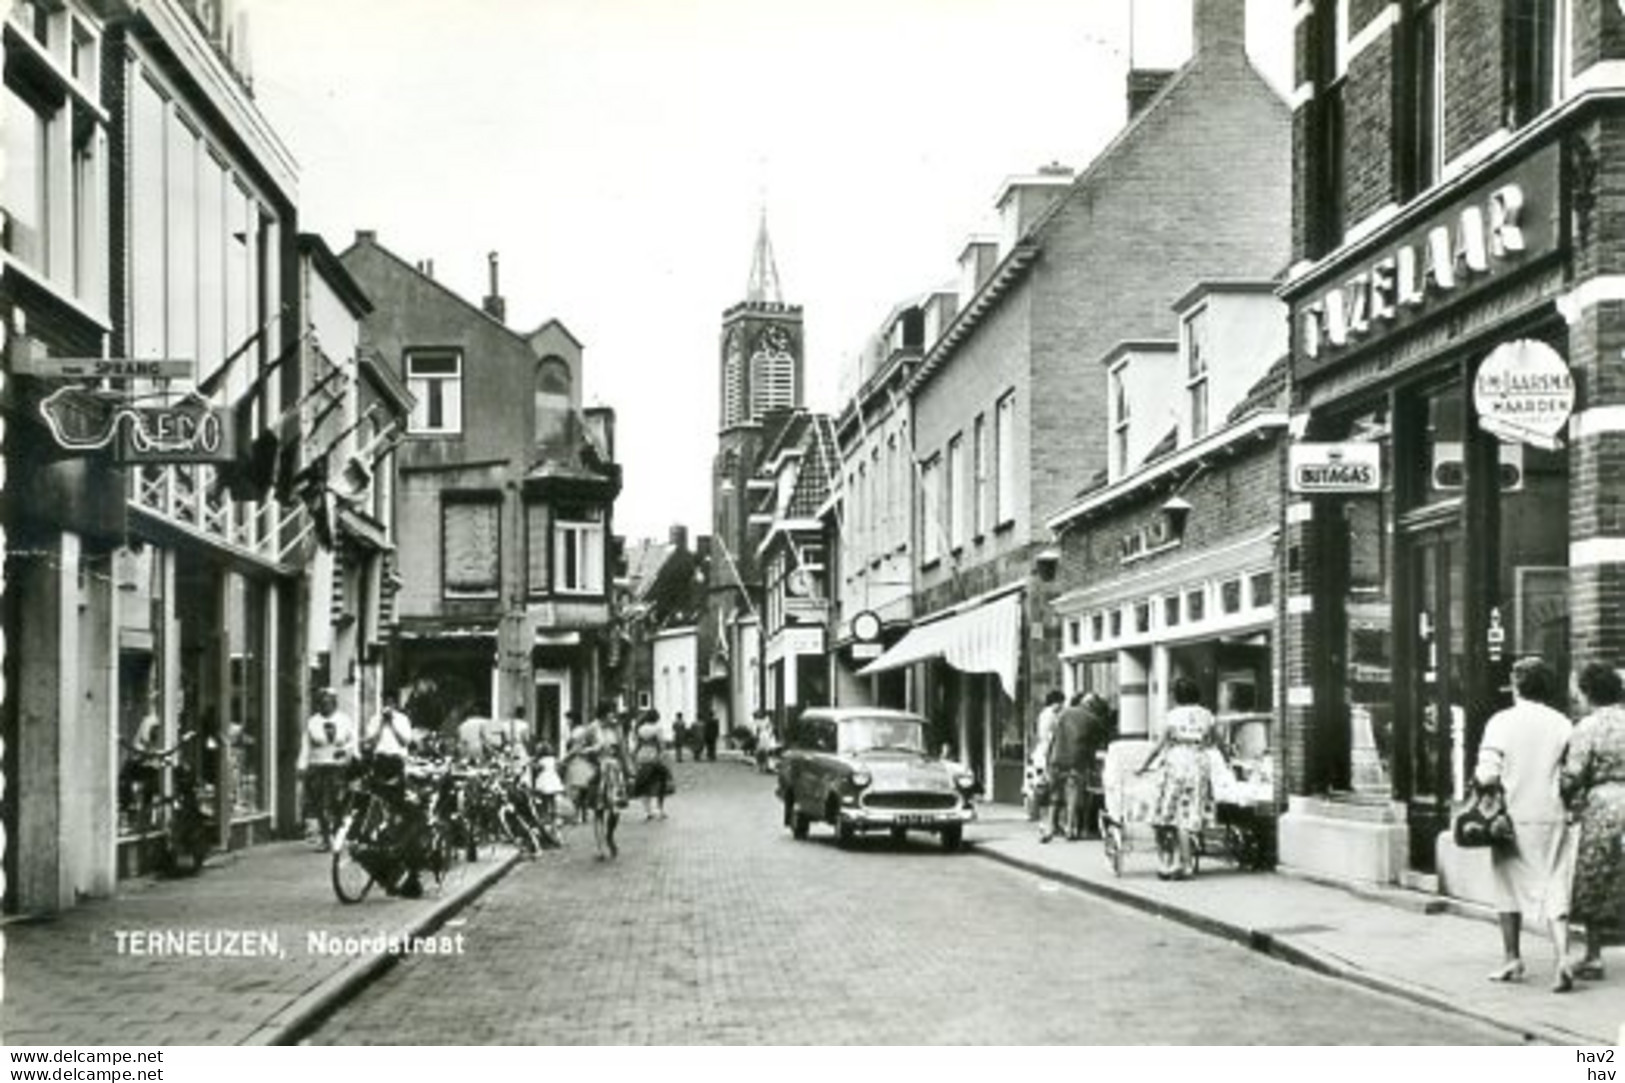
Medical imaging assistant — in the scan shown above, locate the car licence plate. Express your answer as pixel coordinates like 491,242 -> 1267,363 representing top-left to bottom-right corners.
894,814 -> 935,826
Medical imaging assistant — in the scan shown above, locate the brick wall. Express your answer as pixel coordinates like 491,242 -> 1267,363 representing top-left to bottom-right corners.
1442,0 -> 1504,162
1054,436 -> 1283,589
1344,32 -> 1396,224
1029,45 -> 1289,533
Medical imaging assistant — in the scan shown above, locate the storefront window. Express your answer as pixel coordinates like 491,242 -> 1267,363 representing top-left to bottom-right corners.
1495,437 -> 1569,696
1333,406 -> 1395,796
225,573 -> 267,818
1186,588 -> 1205,623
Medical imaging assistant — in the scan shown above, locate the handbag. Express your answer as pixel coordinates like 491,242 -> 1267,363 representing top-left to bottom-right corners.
1453,782 -> 1515,851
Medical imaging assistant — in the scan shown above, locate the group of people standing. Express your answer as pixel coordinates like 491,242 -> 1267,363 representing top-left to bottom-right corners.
1475,657 -> 1625,993
295,687 -> 416,850
1032,689 -> 1114,845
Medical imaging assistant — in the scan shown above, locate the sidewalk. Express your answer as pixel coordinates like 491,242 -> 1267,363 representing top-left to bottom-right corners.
0,840 -> 518,1046
970,807 -> 1622,1047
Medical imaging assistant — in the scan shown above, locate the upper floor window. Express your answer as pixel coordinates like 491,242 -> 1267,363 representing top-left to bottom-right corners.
1402,0 -> 1444,197
443,496 -> 501,599
525,503 -> 549,596
972,413 -> 988,537
4,18 -> 107,310
1184,307 -> 1210,442
1506,0 -> 1565,129
1111,364 -> 1131,478
407,350 -> 463,435
920,454 -> 943,565
1311,0 -> 1351,254
947,433 -> 965,550
995,392 -> 1015,525
554,504 -> 605,595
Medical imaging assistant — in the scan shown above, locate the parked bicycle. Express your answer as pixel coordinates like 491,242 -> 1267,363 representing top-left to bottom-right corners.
330,755 -> 456,904
118,730 -> 214,877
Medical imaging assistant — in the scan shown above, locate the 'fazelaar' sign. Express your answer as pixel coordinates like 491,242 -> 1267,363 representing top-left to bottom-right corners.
1294,143 -> 1560,378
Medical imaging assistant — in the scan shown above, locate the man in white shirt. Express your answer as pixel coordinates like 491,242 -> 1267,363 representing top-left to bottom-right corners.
365,690 -> 416,773
297,688 -> 359,846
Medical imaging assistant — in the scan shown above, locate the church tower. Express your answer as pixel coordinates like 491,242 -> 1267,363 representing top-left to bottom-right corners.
711,211 -> 804,589
707,212 -> 804,732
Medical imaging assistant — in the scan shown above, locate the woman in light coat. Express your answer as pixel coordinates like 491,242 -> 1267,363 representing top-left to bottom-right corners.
1475,657 -> 1576,992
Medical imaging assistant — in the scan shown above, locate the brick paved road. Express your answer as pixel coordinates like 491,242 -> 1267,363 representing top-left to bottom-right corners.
307,762 -> 1514,1044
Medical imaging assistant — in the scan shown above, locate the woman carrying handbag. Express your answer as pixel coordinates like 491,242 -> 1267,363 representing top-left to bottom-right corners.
1473,657 -> 1577,992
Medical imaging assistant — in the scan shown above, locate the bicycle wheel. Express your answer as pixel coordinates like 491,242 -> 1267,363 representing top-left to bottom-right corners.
330,812 -> 376,904
499,805 -> 541,855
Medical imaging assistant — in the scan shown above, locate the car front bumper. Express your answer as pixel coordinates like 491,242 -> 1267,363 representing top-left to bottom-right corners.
838,802 -> 977,830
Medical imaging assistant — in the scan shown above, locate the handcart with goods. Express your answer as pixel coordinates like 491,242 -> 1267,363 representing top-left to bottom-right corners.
1097,736 -> 1274,876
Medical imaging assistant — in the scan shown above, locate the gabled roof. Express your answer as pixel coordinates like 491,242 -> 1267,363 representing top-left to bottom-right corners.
909,39 -> 1286,399
528,317 -> 583,350
339,234 -> 533,350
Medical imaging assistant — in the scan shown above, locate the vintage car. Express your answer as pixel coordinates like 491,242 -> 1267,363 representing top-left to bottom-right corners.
776,707 -> 977,851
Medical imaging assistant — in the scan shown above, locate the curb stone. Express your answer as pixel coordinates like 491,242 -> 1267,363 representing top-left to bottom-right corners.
971,844 -> 1605,1047
243,850 -> 522,1046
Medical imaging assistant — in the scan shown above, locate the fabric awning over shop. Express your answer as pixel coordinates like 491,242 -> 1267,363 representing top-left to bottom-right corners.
857,590 -> 1021,698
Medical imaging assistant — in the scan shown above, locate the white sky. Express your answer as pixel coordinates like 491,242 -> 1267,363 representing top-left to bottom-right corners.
250,0 -> 1293,543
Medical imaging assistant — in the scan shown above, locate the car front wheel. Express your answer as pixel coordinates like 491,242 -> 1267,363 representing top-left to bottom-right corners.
940,825 -> 963,852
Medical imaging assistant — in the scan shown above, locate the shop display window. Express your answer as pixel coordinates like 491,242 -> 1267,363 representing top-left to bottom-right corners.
1164,596 -> 1181,627
1332,405 -> 1394,796
1134,602 -> 1151,634
1186,588 -> 1205,623
1221,578 -> 1243,615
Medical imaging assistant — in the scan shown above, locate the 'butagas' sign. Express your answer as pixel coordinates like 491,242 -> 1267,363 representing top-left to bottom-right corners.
1289,442 -> 1381,494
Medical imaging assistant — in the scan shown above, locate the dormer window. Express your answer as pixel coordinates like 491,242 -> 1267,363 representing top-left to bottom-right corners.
1110,364 -> 1130,479
1184,306 -> 1210,442
535,355 -> 571,445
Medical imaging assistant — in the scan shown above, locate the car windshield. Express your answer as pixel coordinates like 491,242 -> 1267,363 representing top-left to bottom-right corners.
837,718 -> 927,755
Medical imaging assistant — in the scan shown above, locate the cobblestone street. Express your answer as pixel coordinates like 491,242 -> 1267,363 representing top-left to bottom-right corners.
306,761 -> 1513,1045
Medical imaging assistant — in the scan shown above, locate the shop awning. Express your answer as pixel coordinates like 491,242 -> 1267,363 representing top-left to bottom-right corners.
857,590 -> 1021,698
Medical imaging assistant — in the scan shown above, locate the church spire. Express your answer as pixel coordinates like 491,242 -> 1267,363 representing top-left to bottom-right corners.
745,206 -> 783,305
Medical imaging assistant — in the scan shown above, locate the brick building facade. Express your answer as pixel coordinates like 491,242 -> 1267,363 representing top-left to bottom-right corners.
858,0 -> 1289,803
1278,0 -> 1622,894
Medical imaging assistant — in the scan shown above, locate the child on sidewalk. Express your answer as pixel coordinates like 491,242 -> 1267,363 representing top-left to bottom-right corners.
533,741 -> 566,828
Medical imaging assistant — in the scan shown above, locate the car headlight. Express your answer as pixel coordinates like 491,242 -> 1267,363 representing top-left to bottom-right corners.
955,771 -> 976,790
850,770 -> 872,789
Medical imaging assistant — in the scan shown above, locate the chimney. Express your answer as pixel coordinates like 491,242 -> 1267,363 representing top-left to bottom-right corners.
1127,68 -> 1176,119
669,524 -> 689,552
355,229 -> 377,246
1193,0 -> 1247,57
482,251 -> 506,323
957,237 -> 1000,300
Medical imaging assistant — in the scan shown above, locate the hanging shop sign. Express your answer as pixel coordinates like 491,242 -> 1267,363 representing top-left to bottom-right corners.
1293,143 -> 1561,377
14,354 -> 195,380
1472,339 -> 1574,451
1289,442 -> 1382,494
37,386 -> 233,464
850,610 -> 882,643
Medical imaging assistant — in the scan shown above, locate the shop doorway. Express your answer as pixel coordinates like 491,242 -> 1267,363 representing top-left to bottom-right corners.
1402,525 -> 1465,871
534,672 -> 568,751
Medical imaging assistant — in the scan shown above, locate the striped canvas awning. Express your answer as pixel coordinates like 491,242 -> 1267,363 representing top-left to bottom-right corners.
856,590 -> 1021,699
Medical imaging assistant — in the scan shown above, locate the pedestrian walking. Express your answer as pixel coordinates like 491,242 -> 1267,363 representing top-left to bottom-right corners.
702,710 -> 720,762
1476,656 -> 1576,992
1562,660 -> 1625,981
631,709 -> 673,820
1137,676 -> 1219,880
533,740 -> 566,829
672,712 -> 688,762
560,707 -> 628,860
296,688 -> 358,849
562,711 -> 594,823
1031,690 -> 1064,834
1046,693 -> 1111,842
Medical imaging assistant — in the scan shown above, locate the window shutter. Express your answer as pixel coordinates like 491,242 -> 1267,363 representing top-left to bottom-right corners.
444,501 -> 500,595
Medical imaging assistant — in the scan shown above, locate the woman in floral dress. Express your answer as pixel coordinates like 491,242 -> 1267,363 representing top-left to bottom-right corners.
1563,661 -> 1625,980
1138,676 -> 1220,880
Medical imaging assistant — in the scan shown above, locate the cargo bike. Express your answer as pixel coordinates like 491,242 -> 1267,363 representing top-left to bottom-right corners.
1096,737 -> 1274,876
